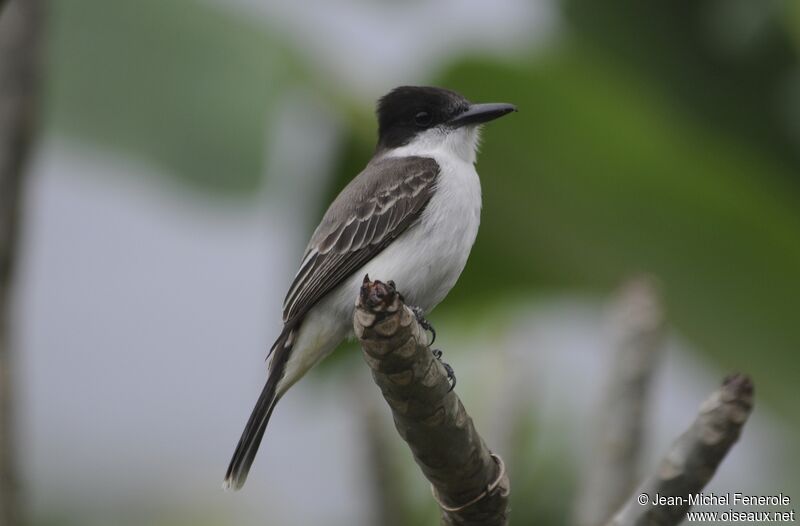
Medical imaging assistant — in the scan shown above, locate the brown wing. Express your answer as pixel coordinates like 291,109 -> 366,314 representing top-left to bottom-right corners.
281,155 -> 439,323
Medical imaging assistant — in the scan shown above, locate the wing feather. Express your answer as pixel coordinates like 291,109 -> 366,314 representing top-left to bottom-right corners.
349,218 -> 370,250
281,156 -> 439,323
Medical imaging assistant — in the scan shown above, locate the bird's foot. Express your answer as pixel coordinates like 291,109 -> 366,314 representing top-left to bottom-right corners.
432,348 -> 456,392
410,305 -> 436,346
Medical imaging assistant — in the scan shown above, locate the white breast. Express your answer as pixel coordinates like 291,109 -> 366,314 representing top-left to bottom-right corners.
357,125 -> 483,312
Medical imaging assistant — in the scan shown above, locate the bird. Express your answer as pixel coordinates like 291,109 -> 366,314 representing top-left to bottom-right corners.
223,86 -> 516,490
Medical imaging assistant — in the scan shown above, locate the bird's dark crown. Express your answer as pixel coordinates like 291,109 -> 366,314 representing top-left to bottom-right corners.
376,86 -> 470,150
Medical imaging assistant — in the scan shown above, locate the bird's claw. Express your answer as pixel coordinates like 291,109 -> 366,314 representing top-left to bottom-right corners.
410,305 -> 451,390
410,305 -> 436,346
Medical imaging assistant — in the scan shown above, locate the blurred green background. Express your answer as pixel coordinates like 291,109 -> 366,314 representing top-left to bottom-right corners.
17,0 -> 800,524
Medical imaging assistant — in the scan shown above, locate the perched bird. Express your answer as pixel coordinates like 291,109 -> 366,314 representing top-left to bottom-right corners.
224,86 -> 516,489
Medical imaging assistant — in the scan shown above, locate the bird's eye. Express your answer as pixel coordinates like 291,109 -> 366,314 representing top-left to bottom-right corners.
414,111 -> 432,127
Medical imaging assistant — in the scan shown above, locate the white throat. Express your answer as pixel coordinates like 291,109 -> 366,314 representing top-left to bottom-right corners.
384,125 -> 482,165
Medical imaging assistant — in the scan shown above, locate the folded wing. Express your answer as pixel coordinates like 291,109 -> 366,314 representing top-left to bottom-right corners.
282,155 -> 439,324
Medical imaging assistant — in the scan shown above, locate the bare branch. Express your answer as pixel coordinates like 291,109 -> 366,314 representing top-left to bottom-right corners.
354,277 -> 510,526
1,0 -> 44,524
575,276 -> 666,526
608,374 -> 754,526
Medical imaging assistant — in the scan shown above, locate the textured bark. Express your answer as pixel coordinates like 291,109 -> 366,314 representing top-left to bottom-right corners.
608,374 -> 754,526
354,278 -> 510,526
575,277 -> 665,526
0,1 -> 43,524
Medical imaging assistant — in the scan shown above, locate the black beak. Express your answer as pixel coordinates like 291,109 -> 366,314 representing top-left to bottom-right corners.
448,102 -> 517,128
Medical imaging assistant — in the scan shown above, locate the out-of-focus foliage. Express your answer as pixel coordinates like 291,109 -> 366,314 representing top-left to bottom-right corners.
565,0 -> 800,181
505,410 -> 576,525
446,52 -> 800,421
47,0 -> 301,194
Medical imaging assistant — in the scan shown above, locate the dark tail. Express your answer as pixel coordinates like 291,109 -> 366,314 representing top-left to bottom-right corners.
223,327 -> 295,490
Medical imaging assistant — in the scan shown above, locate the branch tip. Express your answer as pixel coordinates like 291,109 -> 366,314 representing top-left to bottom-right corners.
608,374 -> 755,526
721,373 -> 753,397
359,277 -> 398,311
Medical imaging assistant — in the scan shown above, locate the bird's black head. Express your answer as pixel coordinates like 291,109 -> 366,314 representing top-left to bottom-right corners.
375,86 -> 516,151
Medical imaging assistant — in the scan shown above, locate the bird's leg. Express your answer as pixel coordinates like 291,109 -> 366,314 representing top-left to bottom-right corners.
410,305 -> 436,346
